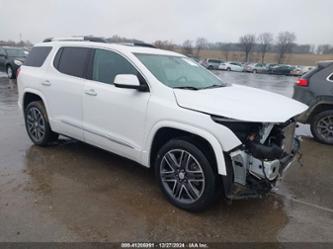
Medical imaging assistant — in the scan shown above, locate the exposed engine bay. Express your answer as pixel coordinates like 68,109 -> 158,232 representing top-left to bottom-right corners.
212,116 -> 301,199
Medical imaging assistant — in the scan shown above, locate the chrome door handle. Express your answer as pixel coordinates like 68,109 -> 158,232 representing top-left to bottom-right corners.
41,80 -> 51,86
84,89 -> 97,96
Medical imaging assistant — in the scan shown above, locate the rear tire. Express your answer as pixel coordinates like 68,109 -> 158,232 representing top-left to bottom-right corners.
24,101 -> 59,146
310,110 -> 333,145
155,138 -> 218,212
227,68 -> 231,71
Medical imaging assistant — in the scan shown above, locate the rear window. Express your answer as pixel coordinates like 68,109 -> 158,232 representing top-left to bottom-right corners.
54,47 -> 91,78
24,46 -> 52,67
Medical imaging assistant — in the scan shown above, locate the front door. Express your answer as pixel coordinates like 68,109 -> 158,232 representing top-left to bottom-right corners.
83,49 -> 150,161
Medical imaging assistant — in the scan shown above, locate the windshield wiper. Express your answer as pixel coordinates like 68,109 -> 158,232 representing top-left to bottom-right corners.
200,84 -> 224,90
173,86 -> 200,90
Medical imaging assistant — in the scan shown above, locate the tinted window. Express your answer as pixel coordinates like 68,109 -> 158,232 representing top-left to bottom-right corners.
92,49 -> 137,84
55,47 -> 91,78
24,47 -> 52,67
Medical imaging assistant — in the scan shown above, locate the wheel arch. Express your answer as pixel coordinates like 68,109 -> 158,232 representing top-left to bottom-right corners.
5,63 -> 12,69
145,122 -> 227,175
22,89 -> 49,115
308,102 -> 333,122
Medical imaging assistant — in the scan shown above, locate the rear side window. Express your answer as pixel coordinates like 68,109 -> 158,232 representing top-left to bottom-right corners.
24,46 -> 52,67
54,47 -> 91,78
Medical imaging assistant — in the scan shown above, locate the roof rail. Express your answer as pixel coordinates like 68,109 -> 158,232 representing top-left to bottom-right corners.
121,42 -> 156,48
42,36 -> 106,43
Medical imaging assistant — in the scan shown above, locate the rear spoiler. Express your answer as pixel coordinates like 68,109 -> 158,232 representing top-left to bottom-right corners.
317,60 -> 333,68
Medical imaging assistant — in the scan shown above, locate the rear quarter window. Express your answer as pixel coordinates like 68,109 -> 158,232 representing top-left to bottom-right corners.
54,47 -> 92,78
24,46 -> 52,67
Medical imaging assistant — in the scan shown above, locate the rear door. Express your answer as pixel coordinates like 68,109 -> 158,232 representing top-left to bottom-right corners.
82,48 -> 150,161
45,46 -> 92,140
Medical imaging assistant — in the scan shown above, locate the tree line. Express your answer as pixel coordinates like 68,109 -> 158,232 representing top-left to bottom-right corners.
154,32 -> 333,64
1,33 -> 333,64
0,40 -> 33,47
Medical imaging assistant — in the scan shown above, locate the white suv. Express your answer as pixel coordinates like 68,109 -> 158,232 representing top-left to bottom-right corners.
18,37 -> 308,211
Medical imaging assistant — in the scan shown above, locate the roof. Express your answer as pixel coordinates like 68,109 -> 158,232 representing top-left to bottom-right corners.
35,40 -> 182,57
318,60 -> 333,67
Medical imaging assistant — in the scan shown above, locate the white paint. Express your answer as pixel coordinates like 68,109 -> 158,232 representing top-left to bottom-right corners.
174,84 -> 308,123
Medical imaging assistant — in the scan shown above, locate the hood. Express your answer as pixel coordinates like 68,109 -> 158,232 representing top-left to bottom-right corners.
174,85 -> 308,123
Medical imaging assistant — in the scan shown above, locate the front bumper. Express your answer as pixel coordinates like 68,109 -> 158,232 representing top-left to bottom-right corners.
225,136 -> 301,200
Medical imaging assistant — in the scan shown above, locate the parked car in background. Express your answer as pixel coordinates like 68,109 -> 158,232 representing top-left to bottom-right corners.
201,58 -> 224,70
0,47 -> 28,79
293,60 -> 333,145
299,66 -> 314,75
266,64 -> 277,71
244,63 -> 267,73
290,66 -> 304,76
268,64 -> 294,76
218,62 -> 243,72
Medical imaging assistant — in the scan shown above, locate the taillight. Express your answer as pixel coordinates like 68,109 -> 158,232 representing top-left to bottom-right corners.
16,67 -> 21,78
296,78 -> 309,87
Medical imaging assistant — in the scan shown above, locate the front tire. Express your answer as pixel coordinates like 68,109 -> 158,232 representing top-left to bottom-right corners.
155,139 -> 218,212
7,65 -> 15,79
310,110 -> 333,145
24,101 -> 59,146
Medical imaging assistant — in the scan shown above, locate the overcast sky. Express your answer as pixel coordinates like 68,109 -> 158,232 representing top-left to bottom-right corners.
0,0 -> 332,45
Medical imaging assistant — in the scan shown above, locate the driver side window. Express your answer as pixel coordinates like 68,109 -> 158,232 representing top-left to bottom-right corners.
92,49 -> 138,84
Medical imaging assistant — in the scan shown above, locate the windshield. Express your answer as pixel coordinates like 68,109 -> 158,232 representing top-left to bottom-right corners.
5,48 -> 26,57
135,54 -> 226,89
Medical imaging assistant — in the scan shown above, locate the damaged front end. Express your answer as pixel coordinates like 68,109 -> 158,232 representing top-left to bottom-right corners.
212,116 -> 301,200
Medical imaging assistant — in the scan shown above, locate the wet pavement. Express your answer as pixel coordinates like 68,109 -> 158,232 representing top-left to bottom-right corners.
0,73 -> 332,242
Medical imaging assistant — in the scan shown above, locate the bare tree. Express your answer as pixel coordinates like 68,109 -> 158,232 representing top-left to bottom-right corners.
182,40 -> 193,56
316,44 -> 333,55
217,42 -> 232,61
154,40 -> 176,51
195,37 -> 207,57
257,33 -> 273,64
239,34 -> 256,62
276,31 -> 296,64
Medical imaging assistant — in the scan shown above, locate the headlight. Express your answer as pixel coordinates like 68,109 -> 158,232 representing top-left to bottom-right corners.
14,60 -> 23,66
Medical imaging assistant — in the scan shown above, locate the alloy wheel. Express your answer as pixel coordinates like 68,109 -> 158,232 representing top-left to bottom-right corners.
26,107 -> 46,142
317,115 -> 333,140
160,149 -> 205,204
